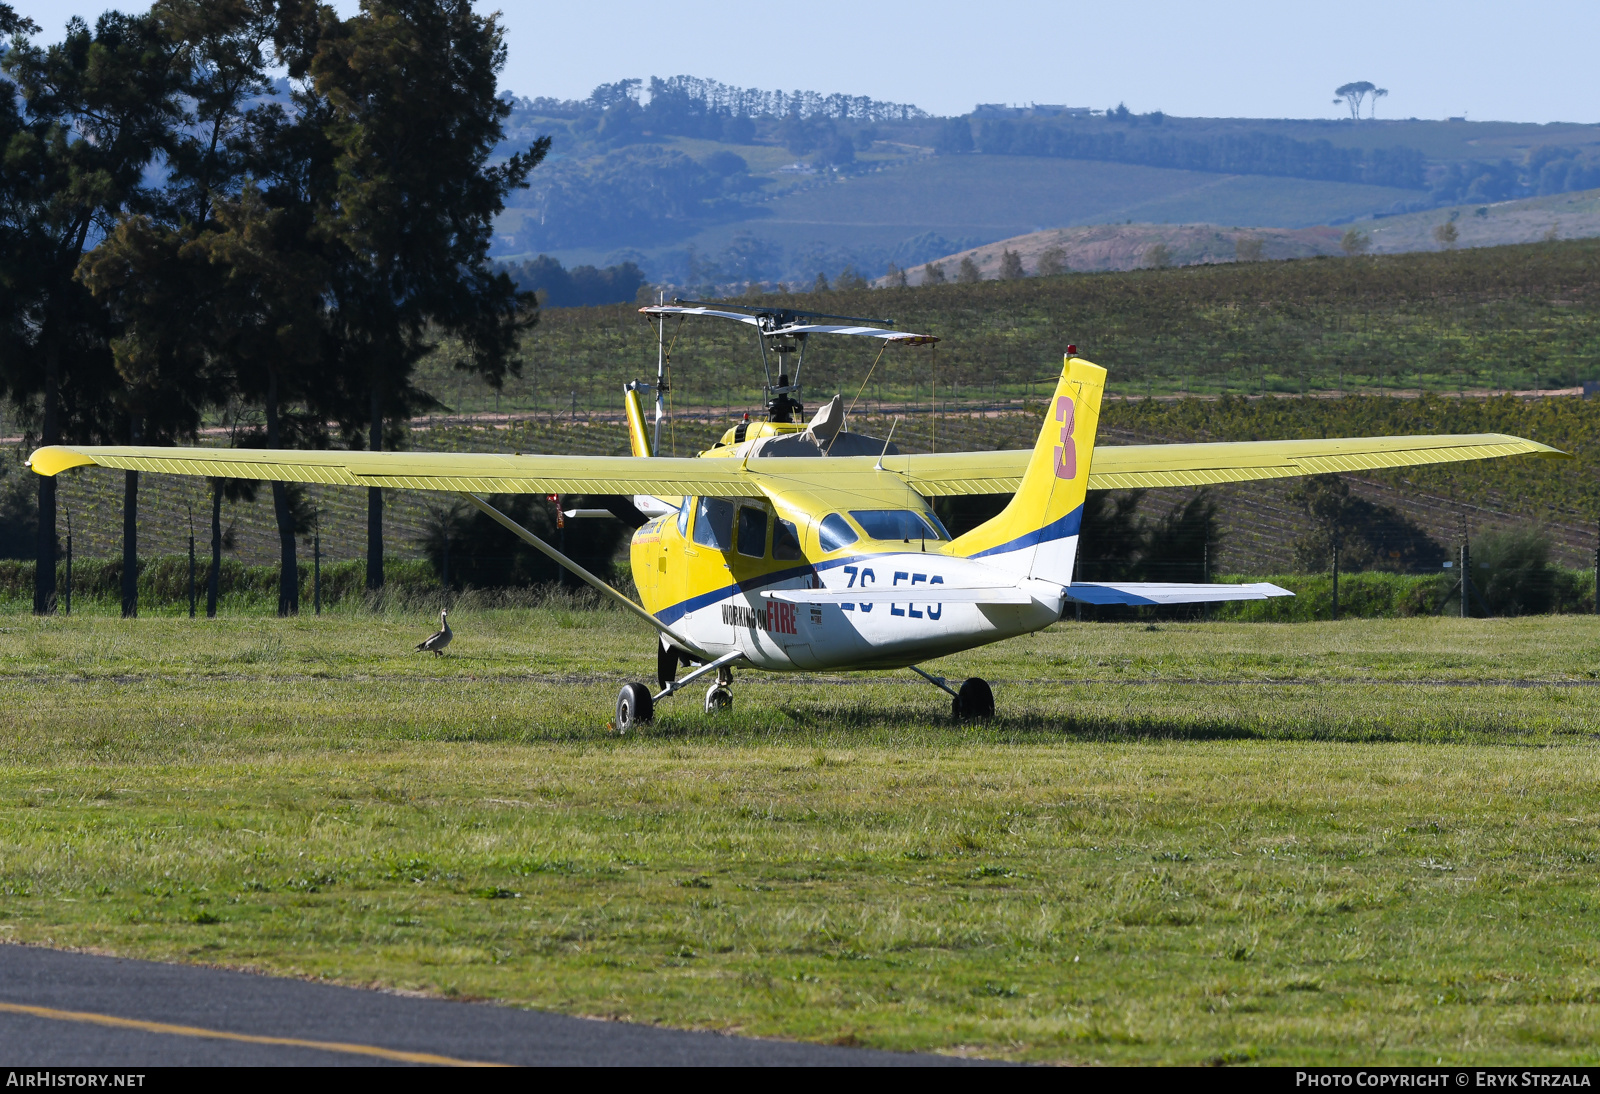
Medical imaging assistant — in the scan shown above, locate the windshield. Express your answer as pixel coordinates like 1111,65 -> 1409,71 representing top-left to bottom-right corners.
849,509 -> 947,542
692,497 -> 735,550
817,513 -> 858,553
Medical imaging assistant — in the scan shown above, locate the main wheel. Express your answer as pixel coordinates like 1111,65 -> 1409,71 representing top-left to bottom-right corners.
704,683 -> 733,714
616,682 -> 654,733
954,677 -> 994,720
657,638 -> 679,689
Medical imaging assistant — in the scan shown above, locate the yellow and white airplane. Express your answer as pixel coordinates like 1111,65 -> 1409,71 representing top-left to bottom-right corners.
27,313 -> 1565,729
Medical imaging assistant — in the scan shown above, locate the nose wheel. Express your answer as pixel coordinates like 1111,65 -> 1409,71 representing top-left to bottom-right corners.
705,683 -> 733,713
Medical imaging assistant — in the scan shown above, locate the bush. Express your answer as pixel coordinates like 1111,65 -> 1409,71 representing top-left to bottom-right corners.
1471,527 -> 1557,615
1211,572 -> 1446,622
1211,566 -> 1597,621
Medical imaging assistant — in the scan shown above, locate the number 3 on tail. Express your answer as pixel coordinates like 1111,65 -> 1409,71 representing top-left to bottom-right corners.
1053,395 -> 1077,479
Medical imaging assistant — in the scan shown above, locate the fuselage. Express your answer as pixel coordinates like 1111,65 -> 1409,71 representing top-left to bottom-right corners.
630,422 -> 1065,671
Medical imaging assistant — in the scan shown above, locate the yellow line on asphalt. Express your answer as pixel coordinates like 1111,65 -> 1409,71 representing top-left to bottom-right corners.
0,1001 -> 508,1067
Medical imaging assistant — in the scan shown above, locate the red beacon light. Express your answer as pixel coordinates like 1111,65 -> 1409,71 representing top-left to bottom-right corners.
1067,344 -> 1078,356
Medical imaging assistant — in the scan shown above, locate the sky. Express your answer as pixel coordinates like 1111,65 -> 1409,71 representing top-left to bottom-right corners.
9,0 -> 1599,124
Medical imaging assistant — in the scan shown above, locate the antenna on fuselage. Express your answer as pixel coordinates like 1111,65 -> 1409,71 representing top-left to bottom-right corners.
875,417 -> 899,472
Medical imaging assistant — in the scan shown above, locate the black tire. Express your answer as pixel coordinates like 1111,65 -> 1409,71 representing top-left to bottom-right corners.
657,638 -> 679,689
955,677 -> 994,720
616,682 -> 654,732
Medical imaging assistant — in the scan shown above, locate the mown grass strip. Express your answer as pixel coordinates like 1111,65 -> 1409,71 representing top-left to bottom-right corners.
5,612 -> 1600,1063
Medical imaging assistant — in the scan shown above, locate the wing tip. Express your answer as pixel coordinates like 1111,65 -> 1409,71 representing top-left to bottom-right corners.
27,446 -> 98,477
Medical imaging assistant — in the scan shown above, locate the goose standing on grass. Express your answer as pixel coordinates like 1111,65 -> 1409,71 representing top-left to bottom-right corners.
416,609 -> 452,656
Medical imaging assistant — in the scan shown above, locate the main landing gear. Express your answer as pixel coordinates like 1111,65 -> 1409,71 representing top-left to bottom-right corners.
910,666 -> 995,721
616,682 -> 653,732
616,644 -> 743,733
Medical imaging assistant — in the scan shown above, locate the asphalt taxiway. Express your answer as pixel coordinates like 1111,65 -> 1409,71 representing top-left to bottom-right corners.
0,946 -> 978,1066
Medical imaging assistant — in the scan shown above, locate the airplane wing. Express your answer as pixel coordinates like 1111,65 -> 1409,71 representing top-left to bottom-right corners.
882,433 -> 1567,495
24,446 -> 768,497
1066,582 -> 1293,605
27,432 -> 1565,499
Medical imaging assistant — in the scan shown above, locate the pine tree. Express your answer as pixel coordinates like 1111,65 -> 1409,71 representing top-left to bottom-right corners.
304,0 -> 547,590
0,7 -> 185,615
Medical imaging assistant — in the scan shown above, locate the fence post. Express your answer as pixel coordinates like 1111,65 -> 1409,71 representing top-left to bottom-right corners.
188,534 -> 196,619
1331,527 -> 1340,621
314,532 -> 322,616
1461,541 -> 1470,618
1594,519 -> 1598,615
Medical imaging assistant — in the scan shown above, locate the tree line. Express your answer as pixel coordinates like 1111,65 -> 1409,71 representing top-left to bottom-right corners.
511,75 -> 927,127
960,117 -> 1429,190
0,0 -> 544,618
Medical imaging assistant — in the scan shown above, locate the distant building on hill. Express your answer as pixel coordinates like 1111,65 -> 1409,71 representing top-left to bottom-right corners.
972,103 -> 1093,119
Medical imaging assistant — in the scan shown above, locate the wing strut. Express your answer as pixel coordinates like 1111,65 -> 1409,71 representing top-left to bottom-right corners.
460,493 -> 709,659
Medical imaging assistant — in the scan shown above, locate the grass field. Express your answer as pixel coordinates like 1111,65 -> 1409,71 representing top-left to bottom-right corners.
5,610 -> 1600,1064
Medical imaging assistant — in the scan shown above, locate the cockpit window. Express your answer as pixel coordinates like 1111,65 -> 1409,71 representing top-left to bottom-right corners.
692,497 -> 734,550
849,509 -> 947,542
677,497 -> 691,536
817,513 -> 859,553
737,505 -> 768,558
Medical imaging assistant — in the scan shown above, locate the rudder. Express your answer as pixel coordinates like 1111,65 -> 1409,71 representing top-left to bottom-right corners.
948,354 -> 1105,582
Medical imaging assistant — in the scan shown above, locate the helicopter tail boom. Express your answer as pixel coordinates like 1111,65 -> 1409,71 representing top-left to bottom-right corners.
623,383 -> 653,458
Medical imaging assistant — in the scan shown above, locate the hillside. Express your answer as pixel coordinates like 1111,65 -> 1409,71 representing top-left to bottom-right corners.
510,150 -> 1421,282
419,237 -> 1600,421
887,224 -> 1344,281
896,188 -> 1600,281
490,86 -> 1600,287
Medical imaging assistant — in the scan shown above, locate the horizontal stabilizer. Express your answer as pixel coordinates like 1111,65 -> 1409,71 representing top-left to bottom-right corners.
1066,582 -> 1293,606
762,586 -> 1035,606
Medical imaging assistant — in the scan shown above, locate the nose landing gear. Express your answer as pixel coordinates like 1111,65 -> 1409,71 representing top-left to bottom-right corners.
704,664 -> 735,713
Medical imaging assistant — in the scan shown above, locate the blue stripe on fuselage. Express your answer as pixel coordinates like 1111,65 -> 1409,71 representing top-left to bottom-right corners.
656,553 -> 869,625
966,505 -> 1082,561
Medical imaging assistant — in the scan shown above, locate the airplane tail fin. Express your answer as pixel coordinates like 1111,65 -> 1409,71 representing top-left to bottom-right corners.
948,354 -> 1105,583
623,383 -> 652,458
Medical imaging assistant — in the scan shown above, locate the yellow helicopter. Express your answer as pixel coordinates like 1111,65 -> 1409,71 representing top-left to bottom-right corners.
28,300 -> 1565,728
